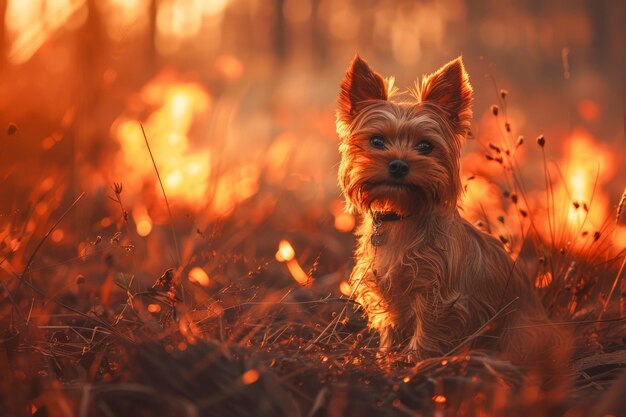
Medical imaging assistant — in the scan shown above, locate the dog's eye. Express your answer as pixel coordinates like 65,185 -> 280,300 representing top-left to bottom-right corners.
370,136 -> 385,149
415,140 -> 433,155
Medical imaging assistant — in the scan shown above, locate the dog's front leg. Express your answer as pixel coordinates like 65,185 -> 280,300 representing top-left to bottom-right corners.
378,326 -> 393,352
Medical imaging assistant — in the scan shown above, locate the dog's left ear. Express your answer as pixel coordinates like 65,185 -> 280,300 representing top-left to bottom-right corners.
337,54 -> 388,128
417,57 -> 473,133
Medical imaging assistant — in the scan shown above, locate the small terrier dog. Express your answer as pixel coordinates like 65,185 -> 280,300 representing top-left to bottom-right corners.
337,55 -> 564,363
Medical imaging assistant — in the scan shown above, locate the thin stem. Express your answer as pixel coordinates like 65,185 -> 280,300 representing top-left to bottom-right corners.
140,123 -> 182,269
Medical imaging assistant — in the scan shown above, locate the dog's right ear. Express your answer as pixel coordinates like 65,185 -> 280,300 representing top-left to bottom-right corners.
337,55 -> 388,127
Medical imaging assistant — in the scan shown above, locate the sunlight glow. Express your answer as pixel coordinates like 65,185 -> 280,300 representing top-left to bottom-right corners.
275,240 -> 295,262
6,0 -> 86,64
188,267 -> 210,286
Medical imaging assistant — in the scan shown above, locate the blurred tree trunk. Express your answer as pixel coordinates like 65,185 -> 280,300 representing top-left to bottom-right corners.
274,0 -> 287,62
310,0 -> 327,67
147,0 -> 157,73
587,0 -> 608,70
0,0 -> 7,72
70,0 -> 106,220
80,0 -> 105,111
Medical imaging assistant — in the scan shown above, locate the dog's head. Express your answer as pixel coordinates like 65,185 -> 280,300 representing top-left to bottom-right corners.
336,55 -> 473,219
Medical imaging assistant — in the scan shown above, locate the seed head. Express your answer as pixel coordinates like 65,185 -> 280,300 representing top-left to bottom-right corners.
617,188 -> 626,223
488,143 -> 501,152
536,135 -> 545,147
7,123 -> 17,135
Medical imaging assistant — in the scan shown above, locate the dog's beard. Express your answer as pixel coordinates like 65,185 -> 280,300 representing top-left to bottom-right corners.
342,163 -> 452,218
362,182 -> 432,217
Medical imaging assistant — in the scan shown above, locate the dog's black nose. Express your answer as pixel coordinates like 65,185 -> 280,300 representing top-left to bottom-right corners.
388,160 -> 409,178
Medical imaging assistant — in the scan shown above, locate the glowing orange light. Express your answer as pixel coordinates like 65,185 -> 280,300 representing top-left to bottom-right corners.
432,394 -> 446,403
51,229 -> 64,243
215,54 -> 244,80
147,304 -> 161,313
241,369 -> 260,385
577,99 -> 600,122
334,213 -> 355,232
204,304 -> 224,318
188,267 -> 210,286
133,206 -> 153,237
40,177 -> 55,192
136,220 -> 152,237
459,176 -> 510,240
535,272 -> 553,288
614,226 -> 626,248
113,76 -> 212,208
330,199 -> 356,232
339,281 -> 352,296
6,0 -> 87,64
9,238 -> 21,251
537,129 -> 616,252
164,171 -> 184,189
101,0 -> 149,40
35,202 -> 49,216
276,240 -> 295,262
286,260 -> 310,287
155,0 -> 229,54
275,240 -> 311,286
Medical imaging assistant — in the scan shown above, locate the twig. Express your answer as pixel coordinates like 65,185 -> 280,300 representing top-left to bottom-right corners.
598,255 -> 626,320
572,350 -> 626,373
20,192 -> 85,280
0,281 -> 23,321
507,315 -> 626,329
0,249 -> 13,266
140,124 -> 182,268
443,297 -> 519,358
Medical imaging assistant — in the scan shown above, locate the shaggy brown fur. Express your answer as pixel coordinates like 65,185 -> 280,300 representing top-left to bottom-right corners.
337,55 -> 568,364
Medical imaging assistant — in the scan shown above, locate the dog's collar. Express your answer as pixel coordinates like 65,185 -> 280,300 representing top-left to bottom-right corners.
370,210 -> 411,247
371,211 -> 411,224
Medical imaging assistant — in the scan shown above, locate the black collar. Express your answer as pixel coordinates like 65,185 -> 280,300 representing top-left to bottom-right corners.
371,211 -> 411,223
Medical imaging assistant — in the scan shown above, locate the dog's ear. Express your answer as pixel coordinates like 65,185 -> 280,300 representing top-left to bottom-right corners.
417,57 -> 473,132
337,55 -> 388,127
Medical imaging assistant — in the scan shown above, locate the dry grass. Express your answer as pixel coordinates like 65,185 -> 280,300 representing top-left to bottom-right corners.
1,91 -> 625,417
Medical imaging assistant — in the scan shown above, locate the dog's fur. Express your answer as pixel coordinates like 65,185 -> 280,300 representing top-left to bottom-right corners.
337,55 -> 566,363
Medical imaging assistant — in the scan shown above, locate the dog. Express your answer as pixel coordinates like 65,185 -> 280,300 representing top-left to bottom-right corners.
336,55 -> 566,363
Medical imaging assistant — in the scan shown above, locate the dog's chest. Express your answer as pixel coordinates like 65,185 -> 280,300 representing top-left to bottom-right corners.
371,244 -> 435,296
